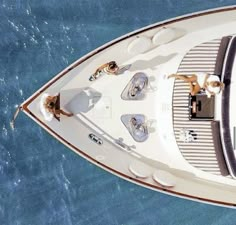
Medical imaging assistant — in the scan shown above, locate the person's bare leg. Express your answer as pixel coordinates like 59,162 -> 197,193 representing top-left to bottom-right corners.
168,74 -> 197,82
95,63 -> 108,74
168,74 -> 201,95
189,82 -> 201,96
59,109 -> 73,117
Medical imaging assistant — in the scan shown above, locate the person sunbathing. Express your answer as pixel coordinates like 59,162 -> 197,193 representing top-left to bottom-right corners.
40,94 -> 73,121
89,61 -> 119,81
168,73 -> 224,97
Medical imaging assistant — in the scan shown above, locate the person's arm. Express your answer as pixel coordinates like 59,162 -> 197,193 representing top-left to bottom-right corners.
52,108 -> 60,118
59,109 -> 73,117
202,73 -> 210,89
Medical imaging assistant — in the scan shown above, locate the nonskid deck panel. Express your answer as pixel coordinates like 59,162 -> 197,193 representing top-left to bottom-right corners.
177,38 -> 221,74
173,38 -> 229,176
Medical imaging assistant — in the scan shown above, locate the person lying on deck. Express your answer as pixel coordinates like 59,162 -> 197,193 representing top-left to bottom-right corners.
89,61 -> 119,81
168,73 -> 224,97
40,93 -> 73,121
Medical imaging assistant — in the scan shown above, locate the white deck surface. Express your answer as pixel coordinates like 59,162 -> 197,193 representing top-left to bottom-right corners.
66,21 -> 236,173
79,68 -> 176,164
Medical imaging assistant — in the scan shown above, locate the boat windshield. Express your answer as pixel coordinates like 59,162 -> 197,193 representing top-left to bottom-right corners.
221,36 -> 236,178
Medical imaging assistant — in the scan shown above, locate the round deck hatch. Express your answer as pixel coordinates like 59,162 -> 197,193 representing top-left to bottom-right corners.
129,161 -> 152,179
153,170 -> 176,187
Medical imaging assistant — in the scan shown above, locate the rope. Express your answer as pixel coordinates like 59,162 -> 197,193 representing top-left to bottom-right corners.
10,106 -> 22,130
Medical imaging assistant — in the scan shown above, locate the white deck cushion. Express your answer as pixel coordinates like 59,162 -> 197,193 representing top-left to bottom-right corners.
152,28 -> 176,45
128,36 -> 152,54
153,170 -> 176,187
40,93 -> 53,121
129,161 -> 152,178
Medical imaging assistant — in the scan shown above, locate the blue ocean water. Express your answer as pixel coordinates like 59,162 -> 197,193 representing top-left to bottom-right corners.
1,0 -> 236,224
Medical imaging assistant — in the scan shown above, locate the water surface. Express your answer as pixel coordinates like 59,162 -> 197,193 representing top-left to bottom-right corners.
1,1 -> 236,224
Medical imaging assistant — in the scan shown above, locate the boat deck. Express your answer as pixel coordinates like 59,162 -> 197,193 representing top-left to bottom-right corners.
173,79 -> 229,176
60,33 -> 235,178
173,37 -> 234,176
73,68 -> 166,161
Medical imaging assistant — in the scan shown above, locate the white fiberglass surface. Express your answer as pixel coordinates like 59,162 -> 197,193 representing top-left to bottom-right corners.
69,62 -> 179,165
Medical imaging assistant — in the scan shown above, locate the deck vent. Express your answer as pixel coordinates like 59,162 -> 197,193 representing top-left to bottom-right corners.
88,133 -> 103,145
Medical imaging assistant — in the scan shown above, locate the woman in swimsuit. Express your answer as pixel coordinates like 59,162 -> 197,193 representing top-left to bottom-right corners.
168,73 -> 224,97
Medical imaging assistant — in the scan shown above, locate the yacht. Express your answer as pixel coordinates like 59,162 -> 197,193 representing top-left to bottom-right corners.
17,6 -> 236,207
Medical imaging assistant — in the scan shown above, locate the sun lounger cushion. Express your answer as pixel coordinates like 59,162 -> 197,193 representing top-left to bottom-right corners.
214,36 -> 231,76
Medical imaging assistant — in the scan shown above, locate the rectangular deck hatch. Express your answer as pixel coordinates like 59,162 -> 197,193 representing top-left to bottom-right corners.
189,94 -> 215,120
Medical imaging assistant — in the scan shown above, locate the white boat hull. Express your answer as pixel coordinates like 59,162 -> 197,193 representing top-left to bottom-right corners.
21,6 -> 236,207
